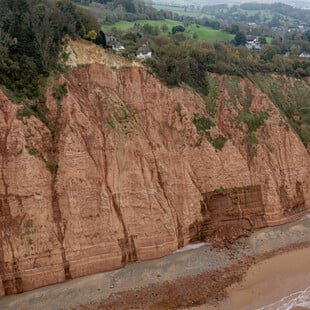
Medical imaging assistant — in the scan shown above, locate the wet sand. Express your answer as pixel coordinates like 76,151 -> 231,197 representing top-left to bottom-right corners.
223,247 -> 310,310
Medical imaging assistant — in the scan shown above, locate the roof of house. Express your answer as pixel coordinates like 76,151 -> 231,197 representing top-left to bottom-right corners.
136,44 -> 151,55
112,43 -> 124,49
246,35 -> 256,41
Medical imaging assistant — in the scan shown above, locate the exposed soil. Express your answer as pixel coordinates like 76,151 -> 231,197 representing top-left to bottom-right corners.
1,48 -> 309,296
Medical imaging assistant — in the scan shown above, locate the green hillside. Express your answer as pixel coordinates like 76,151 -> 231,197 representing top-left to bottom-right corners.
102,19 -> 234,42
249,73 -> 310,146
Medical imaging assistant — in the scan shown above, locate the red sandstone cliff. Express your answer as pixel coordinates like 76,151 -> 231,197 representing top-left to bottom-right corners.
0,40 -> 309,296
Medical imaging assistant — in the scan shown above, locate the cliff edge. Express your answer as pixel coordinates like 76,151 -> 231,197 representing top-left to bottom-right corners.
0,39 -> 309,296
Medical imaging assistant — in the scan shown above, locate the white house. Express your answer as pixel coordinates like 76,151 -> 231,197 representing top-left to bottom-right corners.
245,41 -> 262,50
112,43 -> 125,52
136,44 -> 152,59
299,52 -> 310,59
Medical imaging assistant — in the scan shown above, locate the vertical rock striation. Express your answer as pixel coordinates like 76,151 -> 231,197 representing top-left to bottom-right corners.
0,41 -> 309,295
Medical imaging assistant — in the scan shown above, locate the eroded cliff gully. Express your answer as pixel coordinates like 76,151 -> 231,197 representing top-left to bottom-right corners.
0,40 -> 309,295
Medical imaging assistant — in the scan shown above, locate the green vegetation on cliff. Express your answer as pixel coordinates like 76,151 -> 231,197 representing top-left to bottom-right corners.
0,0 -> 309,153
106,20 -> 309,88
0,0 -> 99,101
249,74 -> 310,147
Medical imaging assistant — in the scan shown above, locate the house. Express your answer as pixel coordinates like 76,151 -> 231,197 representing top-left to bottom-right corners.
247,23 -> 257,28
112,42 -> 125,52
136,44 -> 152,59
105,36 -> 125,52
245,36 -> 261,50
245,41 -> 262,50
299,52 -> 310,59
246,35 -> 256,42
288,27 -> 299,33
105,35 -> 111,44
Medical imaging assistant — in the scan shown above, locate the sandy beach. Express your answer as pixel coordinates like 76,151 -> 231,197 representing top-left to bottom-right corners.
223,247 -> 310,310
0,216 -> 309,309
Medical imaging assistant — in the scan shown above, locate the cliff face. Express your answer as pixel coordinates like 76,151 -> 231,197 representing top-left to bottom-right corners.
0,40 -> 309,296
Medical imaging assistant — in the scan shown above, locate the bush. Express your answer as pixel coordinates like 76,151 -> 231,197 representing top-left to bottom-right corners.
238,111 -> 269,133
212,135 -> 227,150
172,25 -> 185,34
214,187 -> 226,194
52,83 -> 67,101
192,116 -> 214,133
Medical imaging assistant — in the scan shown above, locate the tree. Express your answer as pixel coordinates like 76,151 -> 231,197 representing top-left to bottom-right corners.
172,25 -> 185,35
86,30 -> 97,40
142,24 -> 159,35
234,31 -> 247,46
302,29 -> 310,42
95,30 -> 107,47
0,0 -> 100,100
268,15 -> 281,28
231,24 -> 240,34
261,45 -> 279,61
257,37 -> 267,44
161,23 -> 168,33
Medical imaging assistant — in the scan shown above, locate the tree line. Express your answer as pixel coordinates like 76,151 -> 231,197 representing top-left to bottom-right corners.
73,0 -> 221,30
201,2 -> 310,27
107,23 -> 310,95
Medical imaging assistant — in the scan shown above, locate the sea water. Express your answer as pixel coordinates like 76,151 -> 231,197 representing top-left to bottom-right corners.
257,285 -> 310,310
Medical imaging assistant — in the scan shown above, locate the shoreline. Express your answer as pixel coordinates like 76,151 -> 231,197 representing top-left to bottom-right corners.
80,243 -> 310,310
221,247 -> 310,310
227,247 -> 310,310
0,215 -> 309,309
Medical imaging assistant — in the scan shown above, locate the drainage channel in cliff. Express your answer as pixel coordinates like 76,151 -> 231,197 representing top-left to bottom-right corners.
100,129 -> 138,266
112,193 -> 138,266
49,86 -> 72,281
51,183 -> 71,280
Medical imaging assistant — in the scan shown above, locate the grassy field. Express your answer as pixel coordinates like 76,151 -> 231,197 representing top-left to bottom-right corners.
152,4 -> 274,20
153,4 -> 209,18
102,19 -> 234,42
187,24 -> 234,41
152,4 -> 296,25
102,19 -> 180,31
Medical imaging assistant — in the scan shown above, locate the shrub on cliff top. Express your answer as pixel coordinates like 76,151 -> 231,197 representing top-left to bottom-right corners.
192,116 -> 214,133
